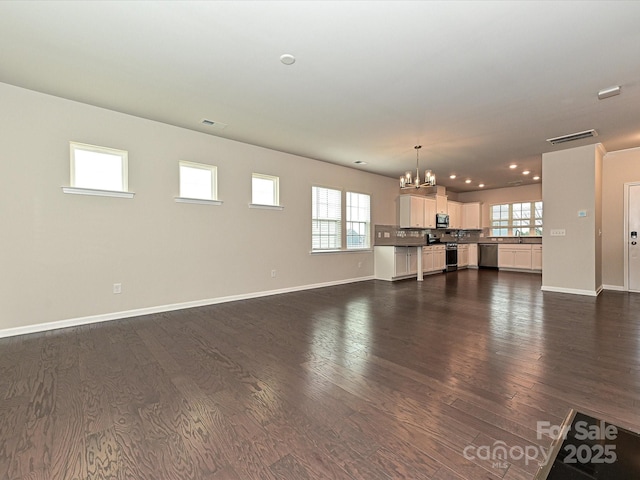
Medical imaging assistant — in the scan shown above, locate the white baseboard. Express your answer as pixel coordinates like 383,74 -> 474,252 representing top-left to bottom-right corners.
602,284 -> 625,291
0,275 -> 375,339
540,285 -> 602,297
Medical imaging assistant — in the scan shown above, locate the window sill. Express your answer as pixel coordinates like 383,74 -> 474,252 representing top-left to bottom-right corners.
62,187 -> 135,198
175,197 -> 223,206
310,249 -> 373,255
249,203 -> 284,210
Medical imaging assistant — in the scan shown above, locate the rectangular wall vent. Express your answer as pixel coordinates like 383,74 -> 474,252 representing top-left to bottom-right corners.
546,129 -> 598,145
201,119 -> 228,129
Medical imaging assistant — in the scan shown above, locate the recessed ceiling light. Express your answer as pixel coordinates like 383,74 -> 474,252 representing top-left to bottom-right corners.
354,160 -> 367,165
465,179 -> 472,184
479,183 -> 485,188
533,175 -> 540,181
509,164 -> 518,169
522,170 -> 530,175
280,54 -> 296,65
449,174 -> 457,179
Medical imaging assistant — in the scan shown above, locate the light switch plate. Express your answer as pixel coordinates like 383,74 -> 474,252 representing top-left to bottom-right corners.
550,229 -> 566,236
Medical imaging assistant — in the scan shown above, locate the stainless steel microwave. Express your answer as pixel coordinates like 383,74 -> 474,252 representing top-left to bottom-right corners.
436,213 -> 449,228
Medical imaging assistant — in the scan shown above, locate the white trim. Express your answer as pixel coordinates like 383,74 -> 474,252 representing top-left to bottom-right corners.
0,276 -> 374,339
540,285 -> 602,297
623,181 -> 640,292
603,284 -> 625,291
175,197 -> 223,206
248,203 -> 284,210
310,249 -> 373,255
62,186 -> 135,198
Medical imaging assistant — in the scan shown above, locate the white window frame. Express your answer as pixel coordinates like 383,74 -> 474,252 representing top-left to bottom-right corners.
346,191 -> 371,250
490,201 -> 543,236
311,187 -> 372,253
250,173 -> 282,210
312,186 -> 343,251
175,161 -> 222,205
62,142 -> 134,198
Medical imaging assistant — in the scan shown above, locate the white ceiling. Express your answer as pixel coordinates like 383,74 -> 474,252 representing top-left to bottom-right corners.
1,1 -> 639,192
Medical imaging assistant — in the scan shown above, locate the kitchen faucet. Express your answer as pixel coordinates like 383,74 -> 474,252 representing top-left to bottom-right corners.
515,229 -> 522,243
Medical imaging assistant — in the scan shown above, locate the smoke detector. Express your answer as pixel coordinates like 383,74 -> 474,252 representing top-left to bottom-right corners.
546,129 -> 598,145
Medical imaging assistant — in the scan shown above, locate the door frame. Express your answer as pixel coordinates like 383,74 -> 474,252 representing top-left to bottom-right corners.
623,181 -> 640,291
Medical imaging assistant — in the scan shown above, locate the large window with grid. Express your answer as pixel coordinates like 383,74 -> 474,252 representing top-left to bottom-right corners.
312,187 -> 371,251
346,192 -> 371,249
490,201 -> 542,236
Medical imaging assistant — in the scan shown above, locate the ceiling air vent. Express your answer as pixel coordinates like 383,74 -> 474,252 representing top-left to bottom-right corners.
200,118 -> 228,129
546,129 -> 597,145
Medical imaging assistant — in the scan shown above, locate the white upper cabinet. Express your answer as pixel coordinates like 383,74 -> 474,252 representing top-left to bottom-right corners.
448,201 -> 462,229
423,197 -> 436,228
399,195 -> 425,228
462,202 -> 482,230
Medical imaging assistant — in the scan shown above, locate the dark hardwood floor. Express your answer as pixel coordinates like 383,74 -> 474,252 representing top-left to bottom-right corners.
2,269 -> 640,479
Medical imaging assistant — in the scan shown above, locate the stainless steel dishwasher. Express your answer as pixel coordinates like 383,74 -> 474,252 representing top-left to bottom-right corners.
478,244 -> 498,268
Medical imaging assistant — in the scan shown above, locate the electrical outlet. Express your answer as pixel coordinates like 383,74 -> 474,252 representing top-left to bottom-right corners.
113,283 -> 122,294
271,269 -> 276,278
358,261 -> 362,268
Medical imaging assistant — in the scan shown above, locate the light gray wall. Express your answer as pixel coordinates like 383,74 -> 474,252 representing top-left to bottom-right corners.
602,146 -> 640,287
0,82 -> 398,332
457,183 -> 542,229
541,144 -> 603,295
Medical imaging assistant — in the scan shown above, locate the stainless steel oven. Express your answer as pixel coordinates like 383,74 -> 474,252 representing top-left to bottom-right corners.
446,242 -> 458,272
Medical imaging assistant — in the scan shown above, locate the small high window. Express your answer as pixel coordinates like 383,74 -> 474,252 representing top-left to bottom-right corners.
70,142 -> 128,192
63,142 -> 133,198
179,161 -> 217,201
251,173 -> 280,207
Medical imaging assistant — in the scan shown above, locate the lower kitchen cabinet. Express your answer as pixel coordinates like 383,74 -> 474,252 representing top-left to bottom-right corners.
421,246 -> 434,272
422,245 -> 446,274
468,244 -> 478,268
498,244 -> 541,273
375,246 -> 420,281
433,245 -> 446,271
532,244 -> 542,271
458,244 -> 469,268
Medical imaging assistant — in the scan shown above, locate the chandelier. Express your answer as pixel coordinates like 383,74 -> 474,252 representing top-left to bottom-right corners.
400,145 -> 436,189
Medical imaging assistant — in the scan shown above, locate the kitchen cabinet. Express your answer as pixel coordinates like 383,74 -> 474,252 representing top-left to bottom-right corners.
468,243 -> 478,267
374,246 -> 419,280
532,245 -> 542,271
422,245 -> 447,273
498,244 -> 538,271
399,195 -> 425,228
448,201 -> 462,229
458,244 -> 469,268
423,197 -> 436,228
433,244 -> 446,271
429,194 -> 448,214
462,202 -> 482,230
399,195 -> 437,229
421,246 -> 434,272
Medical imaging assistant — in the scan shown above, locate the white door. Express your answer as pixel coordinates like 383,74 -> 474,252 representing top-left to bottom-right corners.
629,185 -> 640,291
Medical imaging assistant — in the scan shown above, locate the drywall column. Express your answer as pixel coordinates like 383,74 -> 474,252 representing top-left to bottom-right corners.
541,143 -> 605,296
